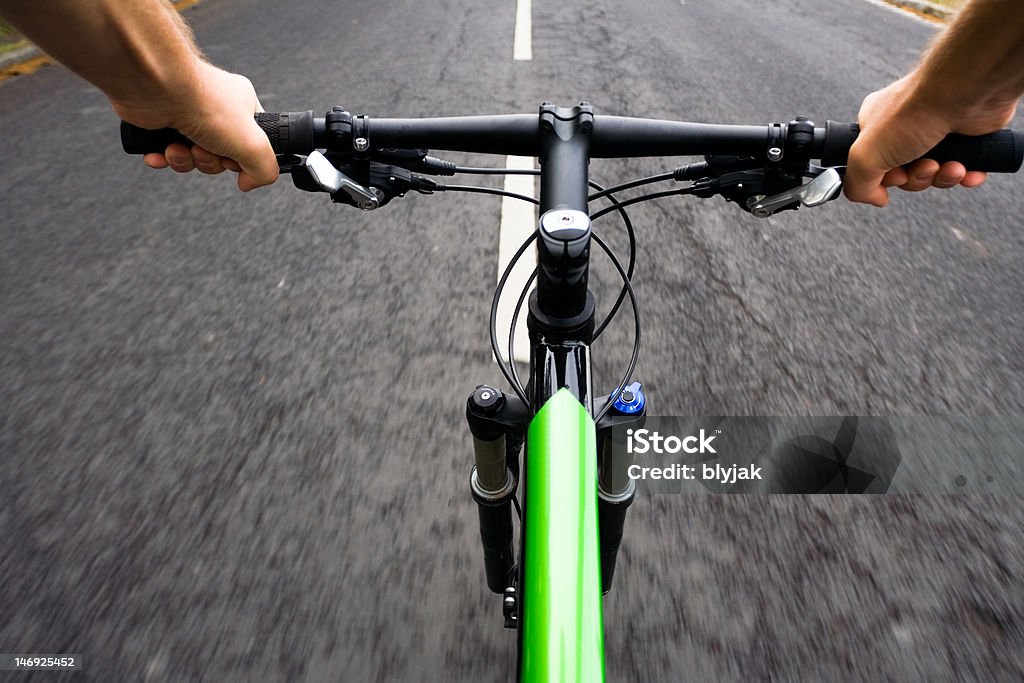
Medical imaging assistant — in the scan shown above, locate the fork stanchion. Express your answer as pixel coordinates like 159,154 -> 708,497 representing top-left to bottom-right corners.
471,465 -> 516,594
467,386 -> 521,595
597,484 -> 635,595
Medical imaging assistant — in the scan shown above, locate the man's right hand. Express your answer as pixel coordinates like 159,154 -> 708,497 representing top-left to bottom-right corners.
843,75 -> 1018,207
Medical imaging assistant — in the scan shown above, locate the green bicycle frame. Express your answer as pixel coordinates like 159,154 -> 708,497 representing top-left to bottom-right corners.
520,389 -> 605,682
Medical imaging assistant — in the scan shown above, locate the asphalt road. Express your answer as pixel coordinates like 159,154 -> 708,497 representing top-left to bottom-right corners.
3,0 -> 1024,681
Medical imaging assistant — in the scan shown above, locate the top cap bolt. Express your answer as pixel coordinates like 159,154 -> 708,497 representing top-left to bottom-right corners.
472,385 -> 505,414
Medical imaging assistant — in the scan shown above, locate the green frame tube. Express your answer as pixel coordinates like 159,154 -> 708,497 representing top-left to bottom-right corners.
520,388 -> 606,682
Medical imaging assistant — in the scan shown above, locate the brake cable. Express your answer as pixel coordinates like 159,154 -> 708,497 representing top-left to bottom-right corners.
590,185 -> 708,220
591,231 -> 641,423
490,231 -> 538,406
490,179 -> 641,407
588,180 -> 636,341
437,185 -> 540,204
588,172 -> 675,202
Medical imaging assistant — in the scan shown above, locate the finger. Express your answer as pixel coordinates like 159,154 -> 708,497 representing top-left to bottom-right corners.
961,171 -> 988,188
223,159 -> 242,173
842,166 -> 890,207
144,153 -> 169,169
237,171 -> 262,192
843,180 -> 889,207
898,159 -> 940,192
191,145 -> 226,175
933,161 -> 966,189
235,123 -> 279,191
234,143 -> 276,187
882,168 -> 908,188
165,143 -> 195,173
843,182 -> 889,207
899,175 -> 934,192
239,151 -> 278,189
843,142 -> 890,206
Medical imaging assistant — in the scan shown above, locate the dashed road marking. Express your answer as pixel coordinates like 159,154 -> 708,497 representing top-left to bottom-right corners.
514,0 -> 533,60
496,156 -> 537,364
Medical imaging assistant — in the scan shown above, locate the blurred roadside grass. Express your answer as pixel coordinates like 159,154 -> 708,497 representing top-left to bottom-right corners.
0,16 -> 29,54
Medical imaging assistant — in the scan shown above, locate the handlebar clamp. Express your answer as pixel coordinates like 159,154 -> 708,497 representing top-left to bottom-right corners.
784,117 -> 815,168
326,107 -> 354,153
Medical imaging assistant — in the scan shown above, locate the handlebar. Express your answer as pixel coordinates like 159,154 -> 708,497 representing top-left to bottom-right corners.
120,110 -> 1024,173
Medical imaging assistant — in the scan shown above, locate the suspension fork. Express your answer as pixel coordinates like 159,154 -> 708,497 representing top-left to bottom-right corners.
465,104 -> 639,654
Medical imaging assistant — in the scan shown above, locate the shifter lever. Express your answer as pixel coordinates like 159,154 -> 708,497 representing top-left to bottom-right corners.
305,151 -> 381,210
746,168 -> 843,218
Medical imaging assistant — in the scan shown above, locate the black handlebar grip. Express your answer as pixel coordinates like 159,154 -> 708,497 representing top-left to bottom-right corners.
254,111 -> 317,153
820,120 -> 859,167
923,129 -> 1024,172
120,110 -> 318,155
120,122 -> 193,154
821,120 -> 1024,173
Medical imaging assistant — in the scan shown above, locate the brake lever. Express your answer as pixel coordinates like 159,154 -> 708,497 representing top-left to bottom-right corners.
746,167 -> 844,218
807,164 -> 846,179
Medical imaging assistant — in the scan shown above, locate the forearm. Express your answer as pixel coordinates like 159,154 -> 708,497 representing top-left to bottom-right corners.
911,0 -> 1024,117
1,0 -> 277,190
0,0 -> 203,114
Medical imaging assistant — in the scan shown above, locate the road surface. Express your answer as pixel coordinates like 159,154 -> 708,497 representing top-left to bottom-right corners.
2,0 -> 1023,680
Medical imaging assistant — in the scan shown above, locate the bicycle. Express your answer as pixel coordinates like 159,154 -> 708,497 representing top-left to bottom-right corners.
122,104 -> 1023,681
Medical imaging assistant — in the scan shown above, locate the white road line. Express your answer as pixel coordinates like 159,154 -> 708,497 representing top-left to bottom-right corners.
495,4 -> 533,366
514,0 -> 533,61
496,156 -> 537,364
858,0 -> 942,29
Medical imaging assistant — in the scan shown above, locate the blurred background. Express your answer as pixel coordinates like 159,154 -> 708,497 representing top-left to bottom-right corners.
3,0 -> 1023,681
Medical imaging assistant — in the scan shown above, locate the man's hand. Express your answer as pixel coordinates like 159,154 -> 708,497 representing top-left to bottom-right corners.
843,0 -> 1024,208
843,75 -> 1017,207
113,63 -> 279,192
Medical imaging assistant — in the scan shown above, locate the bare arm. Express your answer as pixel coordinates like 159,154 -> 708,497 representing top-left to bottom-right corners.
0,0 -> 278,190
845,0 -> 1024,206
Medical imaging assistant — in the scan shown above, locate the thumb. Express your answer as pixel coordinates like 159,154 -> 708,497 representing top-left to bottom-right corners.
843,142 -> 890,207
234,113 -> 279,192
